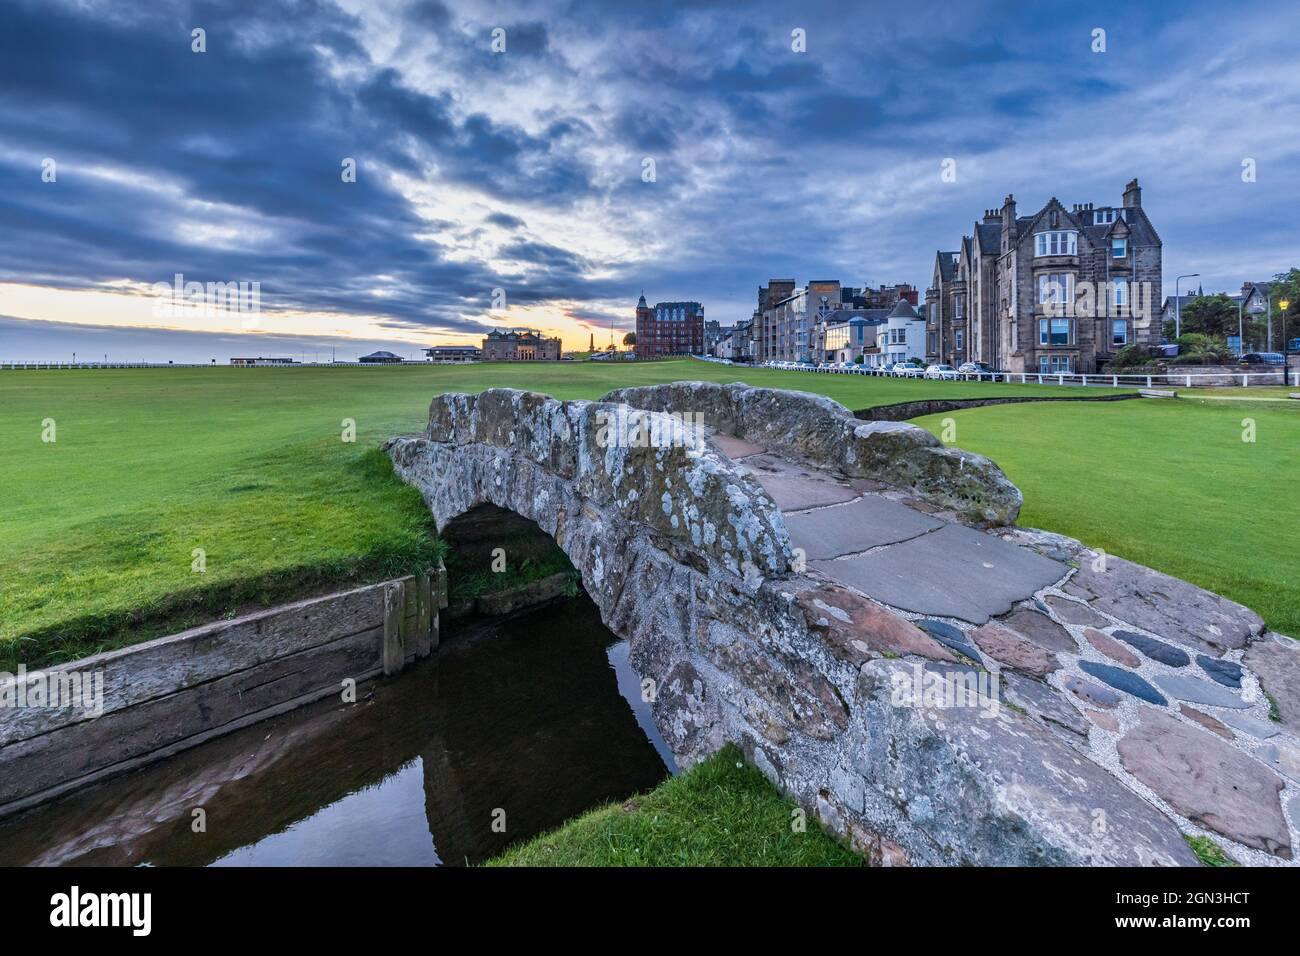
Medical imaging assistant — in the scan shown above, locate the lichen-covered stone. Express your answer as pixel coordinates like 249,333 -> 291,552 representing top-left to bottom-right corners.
602,381 -> 1022,525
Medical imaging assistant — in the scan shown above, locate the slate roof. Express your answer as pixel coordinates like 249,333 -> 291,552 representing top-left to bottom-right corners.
936,251 -> 959,281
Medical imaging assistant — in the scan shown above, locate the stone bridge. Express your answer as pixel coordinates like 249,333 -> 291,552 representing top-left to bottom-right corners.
385,381 -> 1300,866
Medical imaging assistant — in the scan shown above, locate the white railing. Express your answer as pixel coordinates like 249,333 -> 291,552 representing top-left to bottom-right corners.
725,359 -> 1299,388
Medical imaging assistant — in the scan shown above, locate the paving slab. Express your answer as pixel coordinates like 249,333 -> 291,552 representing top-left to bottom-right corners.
710,433 -> 766,460
1118,709 -> 1291,858
1078,660 -> 1167,706
1153,674 -> 1249,709
739,454 -> 864,511
1220,711 -> 1283,740
812,524 -> 1064,624
784,496 -> 943,560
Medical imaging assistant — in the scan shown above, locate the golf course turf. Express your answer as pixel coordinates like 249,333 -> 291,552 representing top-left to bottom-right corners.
2,360 -> 1294,668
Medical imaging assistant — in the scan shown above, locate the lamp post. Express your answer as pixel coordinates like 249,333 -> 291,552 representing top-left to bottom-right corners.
1237,299 -> 1245,356
1174,274 -> 1199,340
1281,299 -> 1292,387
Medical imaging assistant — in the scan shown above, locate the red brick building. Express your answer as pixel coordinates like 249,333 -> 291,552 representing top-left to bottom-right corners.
634,294 -> 704,358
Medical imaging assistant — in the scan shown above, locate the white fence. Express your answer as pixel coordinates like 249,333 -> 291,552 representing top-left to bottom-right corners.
694,356 -> 1298,389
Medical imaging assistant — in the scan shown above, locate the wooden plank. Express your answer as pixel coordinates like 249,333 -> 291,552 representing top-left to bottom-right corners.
382,580 -> 406,676
435,562 -> 449,610
408,570 -> 433,660
0,580 -> 388,747
0,628 -> 384,807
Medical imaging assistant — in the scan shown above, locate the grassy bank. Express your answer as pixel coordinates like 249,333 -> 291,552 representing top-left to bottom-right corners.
915,396 -> 1300,636
487,744 -> 863,866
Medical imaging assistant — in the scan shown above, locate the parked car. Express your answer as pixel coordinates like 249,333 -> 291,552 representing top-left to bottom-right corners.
891,362 -> 924,378
1239,352 -> 1284,366
957,361 -> 998,376
924,364 -> 959,380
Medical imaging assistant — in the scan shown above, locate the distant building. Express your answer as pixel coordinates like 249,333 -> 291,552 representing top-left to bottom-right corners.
424,345 -> 481,363
635,294 -> 704,358
230,356 -> 295,367
822,309 -> 890,364
752,279 -> 916,364
880,299 -> 927,367
359,350 -> 404,364
481,328 -> 562,361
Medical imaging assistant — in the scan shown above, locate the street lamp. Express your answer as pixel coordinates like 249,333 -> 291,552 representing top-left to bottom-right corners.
1281,299 -> 1292,387
1174,274 -> 1199,340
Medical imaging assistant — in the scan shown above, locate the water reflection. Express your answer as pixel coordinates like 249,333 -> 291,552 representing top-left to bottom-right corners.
0,596 -> 671,866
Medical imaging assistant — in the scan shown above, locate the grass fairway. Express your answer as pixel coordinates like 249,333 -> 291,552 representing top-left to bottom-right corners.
914,396 -> 1300,636
487,744 -> 863,867
13,359 -> 1293,668
0,361 -> 1082,665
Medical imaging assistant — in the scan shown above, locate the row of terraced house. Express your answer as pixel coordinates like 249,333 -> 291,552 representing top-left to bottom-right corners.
722,178 -> 1163,375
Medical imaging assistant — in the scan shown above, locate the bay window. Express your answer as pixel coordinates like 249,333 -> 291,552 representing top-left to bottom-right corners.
1034,230 -> 1077,257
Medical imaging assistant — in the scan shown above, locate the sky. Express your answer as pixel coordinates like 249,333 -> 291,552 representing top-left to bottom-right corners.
1,0 -> 1298,362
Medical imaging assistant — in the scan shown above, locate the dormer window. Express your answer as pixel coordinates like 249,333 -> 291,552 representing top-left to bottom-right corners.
1034,231 -> 1078,257
1112,238 -> 1127,258
1094,209 -> 1118,225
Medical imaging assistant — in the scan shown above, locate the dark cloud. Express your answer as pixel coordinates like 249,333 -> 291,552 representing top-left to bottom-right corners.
0,0 -> 1297,361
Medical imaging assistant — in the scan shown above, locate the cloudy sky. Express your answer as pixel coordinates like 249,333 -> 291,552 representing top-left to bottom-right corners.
2,0 -> 1298,362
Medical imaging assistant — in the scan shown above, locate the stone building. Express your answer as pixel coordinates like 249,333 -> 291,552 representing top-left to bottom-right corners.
754,279 -> 920,364
481,328 -> 562,361
926,179 -> 1162,374
635,294 -> 705,358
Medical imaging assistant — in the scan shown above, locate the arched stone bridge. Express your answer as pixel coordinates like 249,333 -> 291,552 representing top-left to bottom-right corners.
385,381 -> 1300,867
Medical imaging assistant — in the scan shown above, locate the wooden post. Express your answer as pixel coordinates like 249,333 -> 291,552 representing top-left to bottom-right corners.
382,580 -> 406,676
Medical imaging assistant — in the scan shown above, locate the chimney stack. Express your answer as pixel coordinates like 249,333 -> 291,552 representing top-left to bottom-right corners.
1000,194 -> 1017,253
1123,178 -> 1142,208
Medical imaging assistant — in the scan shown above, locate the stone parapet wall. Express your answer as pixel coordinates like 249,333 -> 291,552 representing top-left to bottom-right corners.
399,388 -> 792,580
602,381 -> 1022,524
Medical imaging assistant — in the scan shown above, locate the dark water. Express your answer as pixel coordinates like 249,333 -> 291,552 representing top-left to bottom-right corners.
0,596 -> 673,866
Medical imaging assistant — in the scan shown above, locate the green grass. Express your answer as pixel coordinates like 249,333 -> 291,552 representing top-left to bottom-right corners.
0,361 -> 1087,666
4,359 -> 1291,667
914,396 -> 1300,636
486,744 -> 863,866
1185,835 -> 1240,867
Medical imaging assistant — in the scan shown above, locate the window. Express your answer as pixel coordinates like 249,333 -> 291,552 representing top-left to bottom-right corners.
1112,320 -> 1128,346
1034,231 -> 1078,257
1111,280 -> 1127,310
1094,209 -> 1117,225
1037,273 -> 1074,306
953,293 -> 965,319
955,329 -> 964,350
1039,355 -> 1073,374
1112,238 -> 1127,258
1038,318 -> 1070,345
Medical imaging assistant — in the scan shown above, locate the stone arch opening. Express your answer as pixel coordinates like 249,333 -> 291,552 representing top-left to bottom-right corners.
439,503 -> 580,618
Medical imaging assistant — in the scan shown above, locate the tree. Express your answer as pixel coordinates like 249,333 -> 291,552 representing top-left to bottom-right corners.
1178,294 -> 1237,339
622,332 -> 636,346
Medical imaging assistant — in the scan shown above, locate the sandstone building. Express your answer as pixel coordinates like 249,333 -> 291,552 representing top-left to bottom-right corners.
481,328 -> 562,361
926,179 -> 1161,374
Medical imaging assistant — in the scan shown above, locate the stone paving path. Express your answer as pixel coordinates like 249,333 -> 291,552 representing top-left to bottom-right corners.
715,432 -> 1300,865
